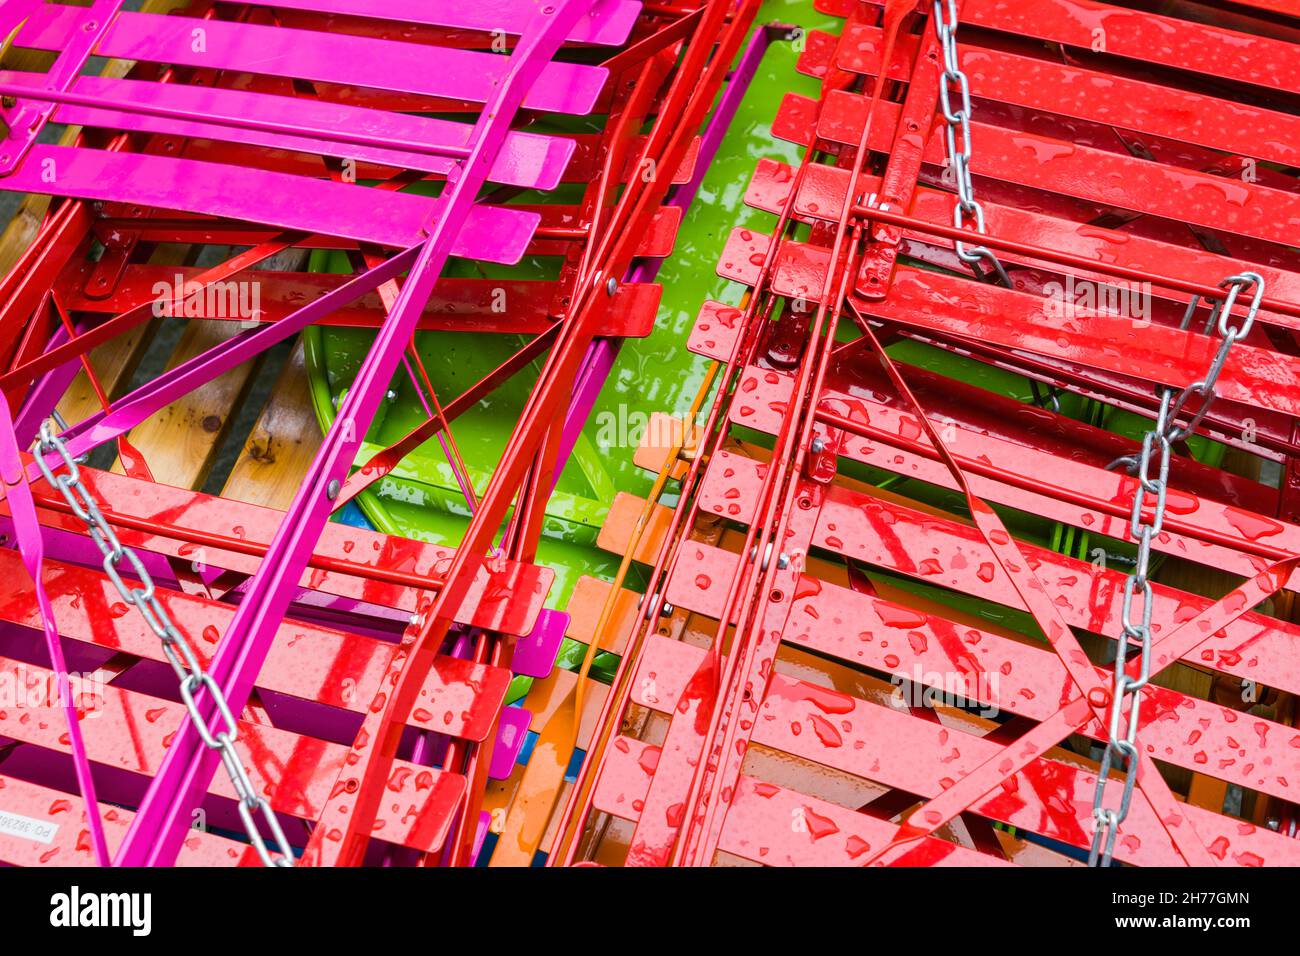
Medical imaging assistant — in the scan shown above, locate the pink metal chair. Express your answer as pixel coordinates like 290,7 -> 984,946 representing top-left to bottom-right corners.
0,0 -> 644,867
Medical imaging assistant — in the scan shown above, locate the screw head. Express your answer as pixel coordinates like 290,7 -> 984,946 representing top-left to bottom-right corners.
605,277 -> 617,297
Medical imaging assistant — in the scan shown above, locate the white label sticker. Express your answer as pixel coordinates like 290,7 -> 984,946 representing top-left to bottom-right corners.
0,809 -> 58,844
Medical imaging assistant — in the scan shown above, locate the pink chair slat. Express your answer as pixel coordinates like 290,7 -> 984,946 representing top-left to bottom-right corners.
7,145 -> 539,262
10,74 -> 573,189
0,0 -> 44,43
0,0 -> 121,174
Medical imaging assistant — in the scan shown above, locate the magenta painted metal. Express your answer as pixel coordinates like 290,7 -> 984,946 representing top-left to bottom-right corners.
16,9 -> 608,115
489,706 -> 531,780
13,325 -> 80,444
0,0 -> 122,175
113,0 -> 603,868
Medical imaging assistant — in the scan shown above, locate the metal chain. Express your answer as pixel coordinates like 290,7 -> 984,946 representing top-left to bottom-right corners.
33,422 -> 294,867
932,0 -> 1009,287
1090,272 -> 1265,866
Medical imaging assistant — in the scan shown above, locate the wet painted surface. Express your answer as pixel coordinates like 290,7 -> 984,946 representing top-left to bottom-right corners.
303,1 -> 844,683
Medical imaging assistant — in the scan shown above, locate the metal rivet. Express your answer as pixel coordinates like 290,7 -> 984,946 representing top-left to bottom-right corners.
326,479 -> 341,500
605,277 -> 617,296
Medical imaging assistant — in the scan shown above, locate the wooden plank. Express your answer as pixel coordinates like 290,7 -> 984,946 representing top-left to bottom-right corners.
111,318 -> 264,489
56,243 -> 187,446
221,340 -> 322,508
54,319 -> 160,427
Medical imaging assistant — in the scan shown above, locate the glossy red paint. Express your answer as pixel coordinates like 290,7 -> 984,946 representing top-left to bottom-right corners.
565,0 -> 1300,868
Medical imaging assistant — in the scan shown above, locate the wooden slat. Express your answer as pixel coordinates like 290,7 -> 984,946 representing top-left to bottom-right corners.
111,319 -> 263,488
56,241 -> 188,441
221,340 -> 322,508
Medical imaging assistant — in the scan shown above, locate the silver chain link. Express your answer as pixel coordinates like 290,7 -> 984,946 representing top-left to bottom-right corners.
1090,272 -> 1265,866
932,0 -> 1009,287
33,422 -> 293,867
